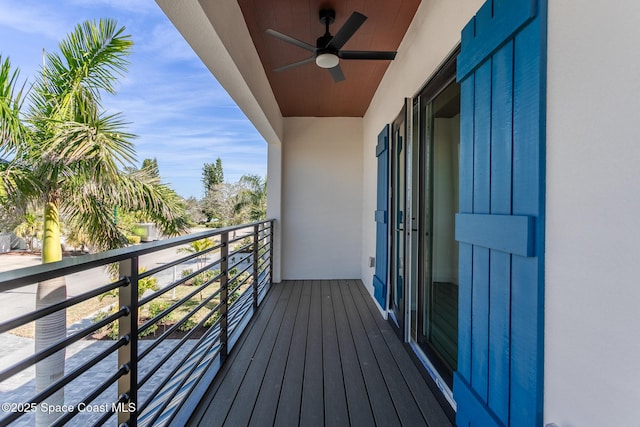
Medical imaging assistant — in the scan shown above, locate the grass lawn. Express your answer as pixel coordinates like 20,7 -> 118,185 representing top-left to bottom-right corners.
9,275 -> 251,340
10,294 -> 118,338
6,234 -> 255,339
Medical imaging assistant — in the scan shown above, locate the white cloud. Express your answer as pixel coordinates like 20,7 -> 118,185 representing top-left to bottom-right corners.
0,1 -> 69,39
137,20 -> 201,63
66,0 -> 160,14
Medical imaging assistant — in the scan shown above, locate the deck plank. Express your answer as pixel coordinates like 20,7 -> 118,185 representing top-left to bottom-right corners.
247,281 -> 302,426
273,281 -> 311,427
339,280 -> 401,426
321,280 -> 349,426
190,280 -> 452,427
329,280 -> 375,427
346,279 -> 428,427
189,282 -> 287,426
300,280 -> 324,427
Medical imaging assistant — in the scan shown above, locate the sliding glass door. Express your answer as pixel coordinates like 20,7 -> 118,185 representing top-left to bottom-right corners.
388,53 -> 460,394
406,54 -> 460,392
413,79 -> 460,387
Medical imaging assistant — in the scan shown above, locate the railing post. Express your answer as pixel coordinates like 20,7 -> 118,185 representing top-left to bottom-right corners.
220,232 -> 229,363
252,224 -> 259,309
118,257 -> 138,427
269,220 -> 274,285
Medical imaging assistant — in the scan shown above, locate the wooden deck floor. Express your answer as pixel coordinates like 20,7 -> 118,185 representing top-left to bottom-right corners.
187,280 -> 453,427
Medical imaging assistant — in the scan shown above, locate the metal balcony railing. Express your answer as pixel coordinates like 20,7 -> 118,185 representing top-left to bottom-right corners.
0,219 -> 274,426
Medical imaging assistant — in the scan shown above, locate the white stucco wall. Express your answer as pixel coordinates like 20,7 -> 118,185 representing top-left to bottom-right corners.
281,118 -> 363,279
545,2 -> 640,426
361,0 -> 484,309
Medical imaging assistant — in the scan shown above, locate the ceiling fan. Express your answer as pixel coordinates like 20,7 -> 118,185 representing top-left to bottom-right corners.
266,8 -> 397,82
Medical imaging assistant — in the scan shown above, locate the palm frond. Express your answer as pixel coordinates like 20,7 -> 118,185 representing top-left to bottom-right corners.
112,169 -> 189,237
42,111 -> 136,169
0,158 -> 41,204
63,190 -> 128,251
29,18 -> 132,124
234,174 -> 267,221
0,56 -> 28,156
58,19 -> 132,95
60,167 -> 188,250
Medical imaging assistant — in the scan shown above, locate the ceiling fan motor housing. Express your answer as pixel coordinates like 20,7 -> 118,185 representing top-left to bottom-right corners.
317,9 -> 337,52
319,9 -> 336,26
316,34 -> 334,51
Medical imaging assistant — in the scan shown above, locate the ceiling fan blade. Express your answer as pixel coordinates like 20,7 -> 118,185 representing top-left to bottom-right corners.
273,56 -> 315,72
266,29 -> 316,52
328,64 -> 345,82
327,12 -> 367,50
339,50 -> 397,60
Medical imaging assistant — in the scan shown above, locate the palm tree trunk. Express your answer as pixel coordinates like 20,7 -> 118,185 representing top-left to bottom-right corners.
35,199 -> 66,426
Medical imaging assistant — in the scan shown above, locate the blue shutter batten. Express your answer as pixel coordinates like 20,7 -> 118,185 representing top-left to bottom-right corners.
455,214 -> 535,257
454,0 -> 546,425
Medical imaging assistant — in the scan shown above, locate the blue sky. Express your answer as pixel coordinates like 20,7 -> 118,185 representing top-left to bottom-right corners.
0,0 -> 267,199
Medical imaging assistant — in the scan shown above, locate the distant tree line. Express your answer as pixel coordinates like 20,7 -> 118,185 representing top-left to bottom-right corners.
196,157 -> 266,227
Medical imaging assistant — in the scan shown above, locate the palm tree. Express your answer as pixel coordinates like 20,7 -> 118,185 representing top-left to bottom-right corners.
234,174 -> 267,221
13,211 -> 42,252
178,238 -> 216,271
1,20 -> 188,425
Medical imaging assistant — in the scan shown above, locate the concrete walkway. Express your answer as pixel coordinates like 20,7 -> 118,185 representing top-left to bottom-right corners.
0,332 -> 197,426
0,252 -> 195,425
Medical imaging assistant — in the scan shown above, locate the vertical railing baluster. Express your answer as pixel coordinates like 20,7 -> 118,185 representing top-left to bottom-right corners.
219,232 -> 229,363
117,256 -> 138,427
252,224 -> 259,310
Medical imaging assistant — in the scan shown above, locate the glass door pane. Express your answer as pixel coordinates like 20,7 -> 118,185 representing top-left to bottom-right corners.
415,81 -> 460,387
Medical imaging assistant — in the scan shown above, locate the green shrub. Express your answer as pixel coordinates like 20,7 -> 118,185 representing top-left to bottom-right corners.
178,317 -> 197,332
138,272 -> 159,296
192,270 -> 215,287
229,290 -> 241,305
147,300 -> 174,324
139,323 -> 158,338
238,237 -> 253,250
99,268 -> 158,301
93,309 -> 119,340
126,235 -> 141,244
181,268 -> 193,278
204,310 -> 221,328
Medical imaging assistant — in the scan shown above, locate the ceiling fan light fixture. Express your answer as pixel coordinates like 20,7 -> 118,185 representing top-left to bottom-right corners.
316,52 -> 339,69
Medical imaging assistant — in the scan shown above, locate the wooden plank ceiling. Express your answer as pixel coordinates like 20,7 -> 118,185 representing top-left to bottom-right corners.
237,0 -> 421,117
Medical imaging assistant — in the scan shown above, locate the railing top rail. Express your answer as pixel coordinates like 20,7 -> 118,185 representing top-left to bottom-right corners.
0,219 -> 274,291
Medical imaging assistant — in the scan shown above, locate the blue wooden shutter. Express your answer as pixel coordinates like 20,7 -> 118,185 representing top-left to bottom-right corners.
454,1 -> 546,426
373,125 -> 390,308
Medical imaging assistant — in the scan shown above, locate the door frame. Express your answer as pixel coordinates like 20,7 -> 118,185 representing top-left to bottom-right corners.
388,100 -> 410,337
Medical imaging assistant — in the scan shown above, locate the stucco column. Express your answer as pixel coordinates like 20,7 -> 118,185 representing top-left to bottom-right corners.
267,141 -> 282,283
